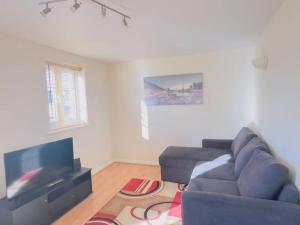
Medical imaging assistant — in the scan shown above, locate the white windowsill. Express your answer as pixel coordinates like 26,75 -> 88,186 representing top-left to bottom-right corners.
48,123 -> 88,134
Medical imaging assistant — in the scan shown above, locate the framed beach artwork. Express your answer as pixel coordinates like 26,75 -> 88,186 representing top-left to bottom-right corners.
144,73 -> 203,106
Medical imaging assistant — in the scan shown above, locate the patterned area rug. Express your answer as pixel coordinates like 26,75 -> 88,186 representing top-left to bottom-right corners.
85,178 -> 184,225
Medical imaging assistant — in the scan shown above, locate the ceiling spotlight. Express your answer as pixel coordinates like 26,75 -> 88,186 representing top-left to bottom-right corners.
123,16 -> 128,27
40,3 -> 52,17
71,0 -> 81,12
101,5 -> 107,17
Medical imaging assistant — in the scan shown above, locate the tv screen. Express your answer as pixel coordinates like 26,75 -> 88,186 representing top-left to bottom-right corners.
4,138 -> 74,200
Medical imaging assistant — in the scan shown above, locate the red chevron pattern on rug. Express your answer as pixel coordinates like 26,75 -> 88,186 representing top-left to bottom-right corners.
85,178 -> 184,225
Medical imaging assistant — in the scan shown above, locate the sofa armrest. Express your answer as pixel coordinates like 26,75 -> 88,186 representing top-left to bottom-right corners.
202,139 -> 233,149
182,191 -> 300,225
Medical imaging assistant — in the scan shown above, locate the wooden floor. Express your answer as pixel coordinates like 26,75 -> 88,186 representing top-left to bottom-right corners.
53,162 -> 161,225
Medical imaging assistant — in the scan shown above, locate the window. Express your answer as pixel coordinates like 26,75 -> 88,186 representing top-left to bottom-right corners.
46,63 -> 88,131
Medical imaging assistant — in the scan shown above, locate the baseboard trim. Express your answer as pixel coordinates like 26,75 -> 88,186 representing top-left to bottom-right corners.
113,158 -> 159,166
91,159 -> 159,176
92,160 -> 114,175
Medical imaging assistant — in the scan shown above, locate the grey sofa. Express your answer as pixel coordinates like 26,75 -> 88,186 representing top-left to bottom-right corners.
159,127 -> 300,225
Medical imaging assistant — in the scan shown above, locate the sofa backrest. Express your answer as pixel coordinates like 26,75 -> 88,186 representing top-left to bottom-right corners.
231,127 -> 257,159
237,151 -> 289,200
234,137 -> 270,177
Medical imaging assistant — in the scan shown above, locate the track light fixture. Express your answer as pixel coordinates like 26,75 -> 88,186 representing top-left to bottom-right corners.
101,5 -> 107,17
38,0 -> 131,27
123,16 -> 128,27
90,0 -> 131,27
39,0 -> 67,17
40,3 -> 52,17
70,0 -> 81,12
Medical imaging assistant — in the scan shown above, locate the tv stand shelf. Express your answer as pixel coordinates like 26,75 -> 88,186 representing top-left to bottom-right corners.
0,168 -> 92,225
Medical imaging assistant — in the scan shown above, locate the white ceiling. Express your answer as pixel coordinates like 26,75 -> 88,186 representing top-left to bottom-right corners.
0,0 -> 284,61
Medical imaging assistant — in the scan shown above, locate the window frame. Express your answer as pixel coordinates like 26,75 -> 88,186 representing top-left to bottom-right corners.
46,62 -> 88,133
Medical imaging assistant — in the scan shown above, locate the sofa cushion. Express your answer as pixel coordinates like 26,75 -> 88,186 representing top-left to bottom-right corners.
234,137 -> 270,177
277,181 -> 300,205
231,127 -> 257,158
191,156 -> 235,181
159,146 -> 231,169
237,151 -> 289,199
188,177 -> 240,196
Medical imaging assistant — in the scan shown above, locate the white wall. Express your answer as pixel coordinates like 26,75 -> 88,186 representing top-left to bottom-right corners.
110,49 -> 256,164
0,34 -> 112,198
255,0 -> 300,188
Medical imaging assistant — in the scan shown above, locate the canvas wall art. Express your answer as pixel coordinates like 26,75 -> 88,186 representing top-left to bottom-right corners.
144,73 -> 203,106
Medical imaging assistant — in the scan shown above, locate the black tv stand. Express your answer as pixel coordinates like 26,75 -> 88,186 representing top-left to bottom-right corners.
0,168 -> 92,225
47,178 -> 64,188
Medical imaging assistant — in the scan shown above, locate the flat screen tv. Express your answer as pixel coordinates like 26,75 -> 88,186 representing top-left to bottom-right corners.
4,138 -> 74,200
